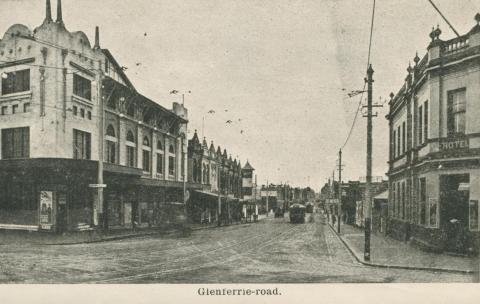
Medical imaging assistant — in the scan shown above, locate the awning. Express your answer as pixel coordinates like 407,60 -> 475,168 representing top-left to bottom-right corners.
374,190 -> 389,201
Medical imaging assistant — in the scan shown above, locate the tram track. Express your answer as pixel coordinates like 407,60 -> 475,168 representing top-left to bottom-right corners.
86,222 -> 305,283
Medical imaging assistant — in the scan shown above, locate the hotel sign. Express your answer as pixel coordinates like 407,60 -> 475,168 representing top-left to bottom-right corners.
439,137 -> 469,151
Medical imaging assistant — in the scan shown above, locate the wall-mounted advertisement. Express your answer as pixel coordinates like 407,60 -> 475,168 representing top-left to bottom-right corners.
39,191 -> 54,230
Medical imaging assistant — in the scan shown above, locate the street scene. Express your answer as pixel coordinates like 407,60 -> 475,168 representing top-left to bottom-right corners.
0,214 -> 473,283
0,0 -> 480,286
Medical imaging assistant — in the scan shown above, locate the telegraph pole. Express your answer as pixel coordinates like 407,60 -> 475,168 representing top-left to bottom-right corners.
364,64 -> 375,261
266,179 -> 269,216
337,149 -> 342,234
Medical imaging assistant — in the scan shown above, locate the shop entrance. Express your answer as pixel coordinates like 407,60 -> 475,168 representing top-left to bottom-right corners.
440,174 -> 470,253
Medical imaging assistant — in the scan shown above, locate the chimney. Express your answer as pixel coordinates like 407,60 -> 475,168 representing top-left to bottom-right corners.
56,0 -> 63,24
45,0 -> 52,22
94,26 -> 101,50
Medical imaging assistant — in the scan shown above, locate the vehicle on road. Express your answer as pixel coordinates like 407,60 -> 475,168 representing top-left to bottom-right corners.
289,204 -> 306,223
305,202 -> 314,213
274,207 -> 284,218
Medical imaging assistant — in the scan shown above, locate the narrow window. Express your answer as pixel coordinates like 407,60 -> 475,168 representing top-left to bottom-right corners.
469,200 -> 479,231
23,103 -> 30,113
397,126 -> 401,157
418,105 -> 423,145
87,111 -> 91,120
392,130 -> 396,158
419,178 -> 426,225
80,108 -> 85,118
402,121 -> 406,154
72,106 -> 78,116
12,104 -> 18,114
1,106 -> 8,115
423,101 -> 428,142
447,89 -> 466,135
126,131 -> 136,168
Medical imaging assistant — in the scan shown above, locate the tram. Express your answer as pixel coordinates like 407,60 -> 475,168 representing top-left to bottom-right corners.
289,204 -> 306,224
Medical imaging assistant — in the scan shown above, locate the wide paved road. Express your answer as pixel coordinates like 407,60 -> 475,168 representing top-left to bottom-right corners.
0,214 -> 474,283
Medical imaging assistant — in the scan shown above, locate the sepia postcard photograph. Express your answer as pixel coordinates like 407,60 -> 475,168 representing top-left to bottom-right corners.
0,0 -> 480,302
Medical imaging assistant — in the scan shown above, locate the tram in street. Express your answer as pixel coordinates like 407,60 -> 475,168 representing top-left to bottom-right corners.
289,204 -> 306,223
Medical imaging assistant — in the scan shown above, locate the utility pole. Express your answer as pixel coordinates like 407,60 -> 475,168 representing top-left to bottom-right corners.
266,179 -> 269,217
364,64 -> 376,262
337,149 -> 342,234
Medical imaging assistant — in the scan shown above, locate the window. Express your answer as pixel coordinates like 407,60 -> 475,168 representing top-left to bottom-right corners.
428,198 -> 438,227
423,101 -> 428,142
73,129 -> 91,160
1,106 -> 7,115
1,69 -> 30,95
142,136 -> 151,172
391,183 -> 396,218
127,104 -> 135,117
105,60 -> 110,73
418,178 -> 426,225
73,74 -> 92,100
142,150 -> 150,172
72,106 -> 78,116
397,126 -> 401,157
105,125 -> 116,164
156,140 -> 163,175
80,108 -> 85,118
469,200 -> 479,231
447,89 -> 466,135
168,144 -> 175,176
392,130 -> 396,158
1,127 -> 29,159
126,131 -> 136,167
23,103 -> 30,113
401,181 -> 405,220
418,105 -> 423,144
12,104 -> 18,114
87,111 -> 91,120
402,122 -> 406,154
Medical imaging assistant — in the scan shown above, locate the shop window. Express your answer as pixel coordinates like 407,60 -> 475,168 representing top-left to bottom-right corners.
447,88 -> 466,135
73,74 -> 92,101
469,200 -> 479,231
1,127 -> 29,159
1,69 -> 30,95
73,129 -> 91,160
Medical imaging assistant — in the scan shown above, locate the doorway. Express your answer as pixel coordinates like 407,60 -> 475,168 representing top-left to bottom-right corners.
440,174 -> 470,253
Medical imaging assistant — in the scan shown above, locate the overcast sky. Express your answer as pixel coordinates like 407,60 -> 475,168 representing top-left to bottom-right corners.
2,0 -> 480,190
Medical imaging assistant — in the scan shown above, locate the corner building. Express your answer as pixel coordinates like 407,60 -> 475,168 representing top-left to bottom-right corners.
386,15 -> 480,253
0,0 -> 200,232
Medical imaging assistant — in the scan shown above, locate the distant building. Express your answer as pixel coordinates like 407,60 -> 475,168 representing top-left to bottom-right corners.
386,15 -> 480,253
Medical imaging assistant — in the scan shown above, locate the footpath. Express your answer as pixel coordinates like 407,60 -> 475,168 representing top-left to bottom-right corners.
0,216 -> 265,246
327,219 -> 476,274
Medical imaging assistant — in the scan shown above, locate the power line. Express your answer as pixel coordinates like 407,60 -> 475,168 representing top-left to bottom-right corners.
339,0 -> 376,150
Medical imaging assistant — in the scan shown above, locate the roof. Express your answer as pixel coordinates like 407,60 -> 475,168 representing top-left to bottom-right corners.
374,190 -> 389,200
242,161 -> 254,171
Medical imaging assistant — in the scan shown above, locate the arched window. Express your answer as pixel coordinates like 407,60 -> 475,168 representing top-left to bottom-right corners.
127,103 -> 135,117
126,130 -> 136,167
168,144 -> 175,176
105,125 -> 116,164
126,130 -> 135,143
156,140 -> 164,175
107,97 -> 116,110
192,159 -> 197,182
143,136 -> 150,147
142,136 -> 151,172
106,125 -> 115,137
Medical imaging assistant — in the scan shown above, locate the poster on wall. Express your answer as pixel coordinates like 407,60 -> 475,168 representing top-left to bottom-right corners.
39,191 -> 54,230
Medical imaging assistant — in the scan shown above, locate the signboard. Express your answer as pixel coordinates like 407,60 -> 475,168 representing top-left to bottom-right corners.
89,184 -> 107,188
439,137 -> 469,151
39,191 -> 53,230
260,190 -> 278,197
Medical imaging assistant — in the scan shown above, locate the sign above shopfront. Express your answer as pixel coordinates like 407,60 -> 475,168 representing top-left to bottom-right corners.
439,137 -> 469,151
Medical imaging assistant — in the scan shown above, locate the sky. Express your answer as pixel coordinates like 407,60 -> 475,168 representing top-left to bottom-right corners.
1,0 -> 480,191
